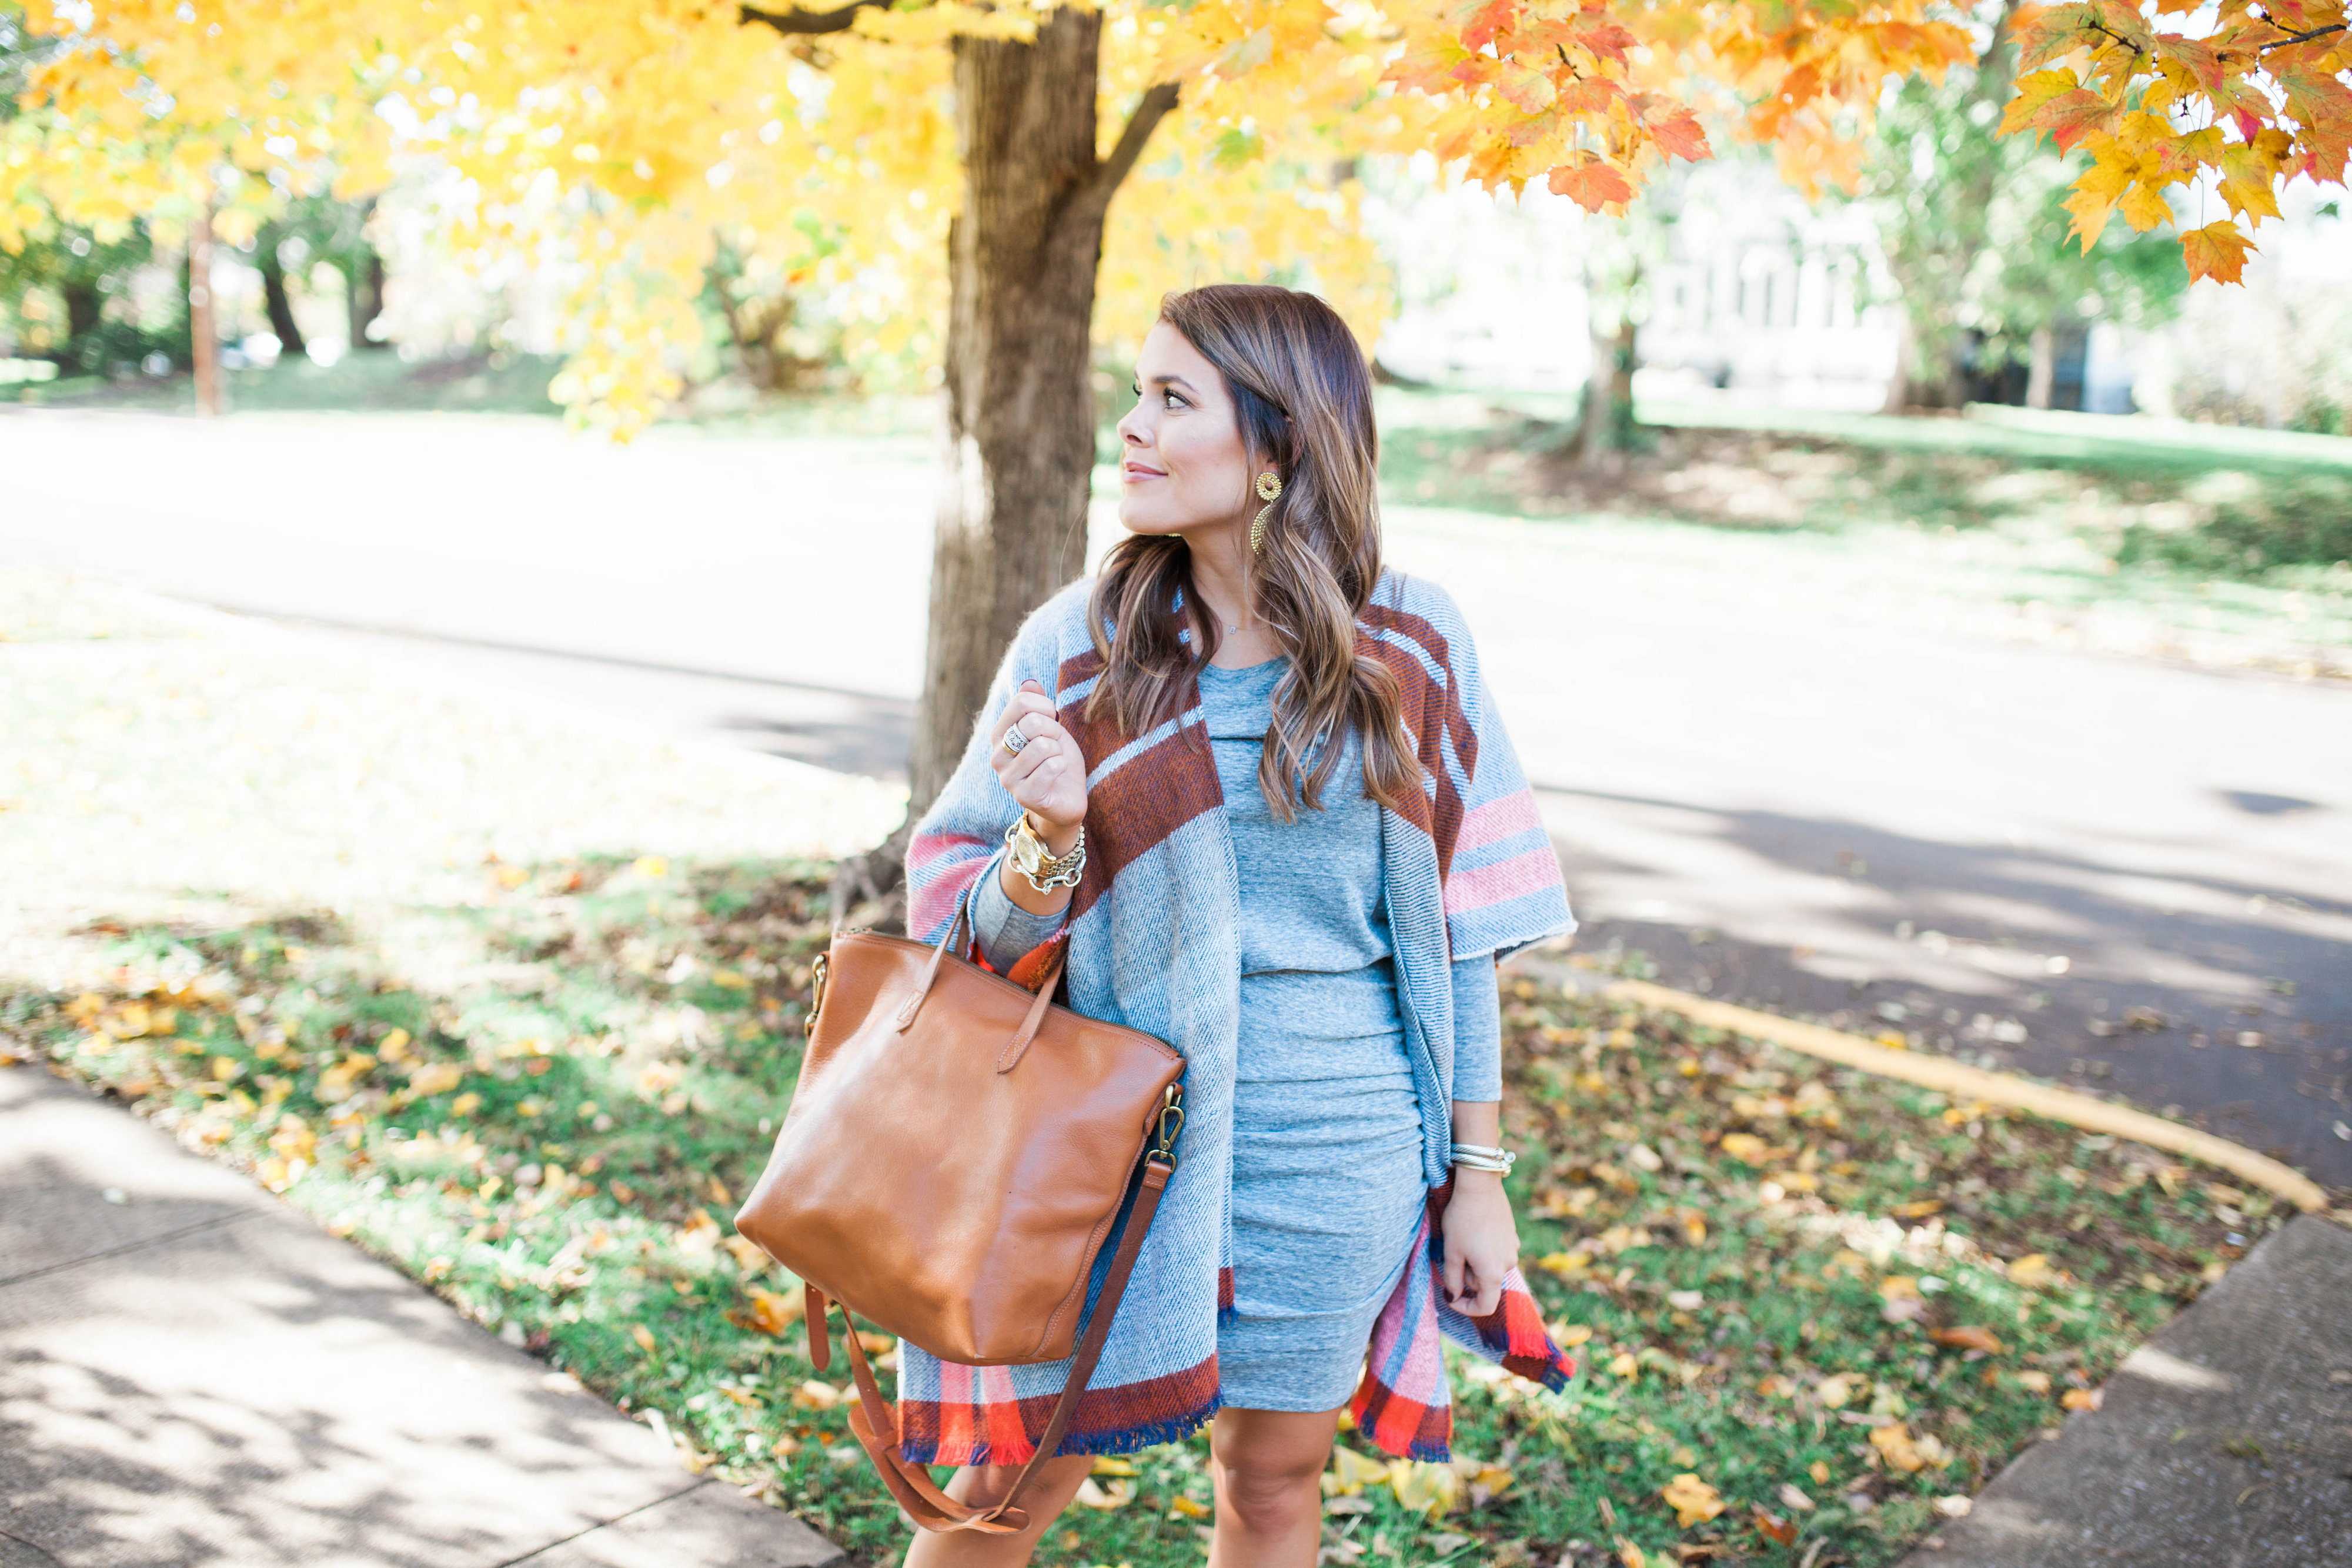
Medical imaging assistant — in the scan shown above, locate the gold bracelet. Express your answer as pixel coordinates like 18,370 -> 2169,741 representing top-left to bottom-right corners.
1005,815 -> 1086,893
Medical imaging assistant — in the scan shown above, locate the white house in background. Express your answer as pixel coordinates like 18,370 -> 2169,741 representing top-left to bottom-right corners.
1365,159 -> 2350,423
1365,158 -> 1903,412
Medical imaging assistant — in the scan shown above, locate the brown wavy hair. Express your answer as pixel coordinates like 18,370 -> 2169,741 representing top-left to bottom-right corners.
1085,283 -> 1418,821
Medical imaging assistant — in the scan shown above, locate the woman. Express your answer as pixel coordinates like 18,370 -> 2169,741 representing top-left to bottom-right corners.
899,283 -> 1577,1568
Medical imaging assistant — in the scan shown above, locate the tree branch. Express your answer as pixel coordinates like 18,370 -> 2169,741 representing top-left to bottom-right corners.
1082,81 -> 1182,214
739,0 -> 894,37
2260,20 -> 2347,51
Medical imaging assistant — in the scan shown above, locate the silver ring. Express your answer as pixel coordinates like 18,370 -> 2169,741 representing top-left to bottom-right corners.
1001,727 -> 1029,755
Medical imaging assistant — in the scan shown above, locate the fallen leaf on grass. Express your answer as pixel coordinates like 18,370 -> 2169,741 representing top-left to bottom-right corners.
1389,1459 -> 1461,1516
2062,1388 -> 2103,1412
407,1061 -> 465,1096
1718,1133 -> 1772,1165
1553,1323 -> 1593,1347
722,1233 -> 771,1271
1809,1461 -> 1831,1485
2016,1370 -> 2053,1393
1091,1456 -> 1138,1476
1931,1326 -> 2006,1355
1326,1447 -> 1391,1496
1816,1375 -> 1862,1409
676,1211 -> 721,1256
1168,1494 -> 1211,1518
792,1379 -> 845,1410
1870,1423 -> 1934,1473
1615,1539 -> 1649,1568
1660,1474 -> 1723,1527
1421,1532 -> 1471,1554
2007,1253 -> 2056,1288
630,1324 -> 657,1353
1072,1477 -> 1134,1509
1891,1199 -> 1943,1218
1777,1483 -> 1815,1512
727,1286 -> 803,1336
1935,1495 -> 1974,1517
1752,1507 -> 1798,1546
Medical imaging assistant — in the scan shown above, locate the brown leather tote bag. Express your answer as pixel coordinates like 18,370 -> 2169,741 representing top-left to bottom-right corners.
734,900 -> 1185,1534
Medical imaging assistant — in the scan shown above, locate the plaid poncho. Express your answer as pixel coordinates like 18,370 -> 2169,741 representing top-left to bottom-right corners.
897,569 -> 1578,1464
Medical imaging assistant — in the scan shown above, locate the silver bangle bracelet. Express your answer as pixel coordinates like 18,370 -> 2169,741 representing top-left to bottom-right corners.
1451,1148 -> 1516,1175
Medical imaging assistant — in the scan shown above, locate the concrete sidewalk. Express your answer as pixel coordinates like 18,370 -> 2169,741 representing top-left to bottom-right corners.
0,1064 -> 845,1568
1902,1211 -> 2352,1566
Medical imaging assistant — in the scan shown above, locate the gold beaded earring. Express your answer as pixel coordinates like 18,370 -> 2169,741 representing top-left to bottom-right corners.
1249,471 -> 1282,553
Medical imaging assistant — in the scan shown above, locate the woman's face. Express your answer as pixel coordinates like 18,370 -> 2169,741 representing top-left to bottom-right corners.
1114,322 -> 1256,539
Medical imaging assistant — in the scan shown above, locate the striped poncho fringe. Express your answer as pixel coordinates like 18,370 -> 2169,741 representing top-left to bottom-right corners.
896,569 -> 1579,1465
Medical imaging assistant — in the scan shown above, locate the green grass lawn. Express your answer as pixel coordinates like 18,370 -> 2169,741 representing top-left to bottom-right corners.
6,854 -> 2290,1568
1375,391 -> 2352,666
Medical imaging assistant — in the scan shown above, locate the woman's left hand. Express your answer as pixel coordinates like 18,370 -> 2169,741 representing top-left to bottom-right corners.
1440,1171 -> 1519,1318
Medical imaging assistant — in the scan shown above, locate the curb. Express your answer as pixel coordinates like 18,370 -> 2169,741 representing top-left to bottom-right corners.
1503,957 -> 2333,1215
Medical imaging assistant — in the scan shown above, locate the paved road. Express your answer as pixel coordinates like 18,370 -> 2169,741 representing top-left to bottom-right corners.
8,407 -> 2348,1183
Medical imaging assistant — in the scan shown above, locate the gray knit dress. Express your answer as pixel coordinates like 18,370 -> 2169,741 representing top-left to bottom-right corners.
974,656 -> 1503,1412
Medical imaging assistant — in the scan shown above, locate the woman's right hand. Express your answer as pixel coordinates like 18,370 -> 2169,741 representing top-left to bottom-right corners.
988,679 -> 1088,851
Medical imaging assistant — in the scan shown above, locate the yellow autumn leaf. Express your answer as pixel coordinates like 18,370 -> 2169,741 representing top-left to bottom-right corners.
1659,1473 -> 1724,1527
1091,1456 -> 1138,1476
1816,1374 -> 1863,1409
729,1286 -> 803,1336
2017,1370 -> 2053,1393
2007,1254 -> 2056,1288
1168,1494 -> 1211,1518
1553,1323 -> 1594,1348
1388,1457 -> 1461,1517
630,1324 -> 657,1353
408,1062 -> 465,1097
1609,1353 -> 1640,1379
676,1211 -> 722,1256
1870,1423 -> 1928,1473
1327,1446 -> 1390,1496
377,1029 -> 413,1061
1073,1477 -> 1135,1509
1718,1132 -> 1772,1164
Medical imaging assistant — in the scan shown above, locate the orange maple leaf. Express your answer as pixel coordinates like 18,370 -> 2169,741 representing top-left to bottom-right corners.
2180,220 -> 2256,285
1548,157 -> 1636,210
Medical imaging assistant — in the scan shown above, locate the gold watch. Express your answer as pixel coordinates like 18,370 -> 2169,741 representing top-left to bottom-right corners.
1005,814 -> 1086,893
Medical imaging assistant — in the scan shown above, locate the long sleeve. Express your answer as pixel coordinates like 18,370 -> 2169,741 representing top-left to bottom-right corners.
970,852 -> 1070,975
1449,954 -> 1504,1101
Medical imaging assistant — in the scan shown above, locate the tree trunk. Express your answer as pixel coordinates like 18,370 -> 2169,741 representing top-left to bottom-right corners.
259,238 -> 308,359
349,247 -> 388,350
189,193 -> 222,417
1576,269 -> 1640,469
907,9 -> 1170,814
2025,326 -> 2054,409
63,279 -> 103,345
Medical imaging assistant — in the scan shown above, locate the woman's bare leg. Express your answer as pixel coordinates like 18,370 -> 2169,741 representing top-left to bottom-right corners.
899,1453 -> 1093,1568
1206,1406 -> 1342,1568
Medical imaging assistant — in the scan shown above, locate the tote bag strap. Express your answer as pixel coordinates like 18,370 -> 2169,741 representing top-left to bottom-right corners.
808,1145 -> 1177,1535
